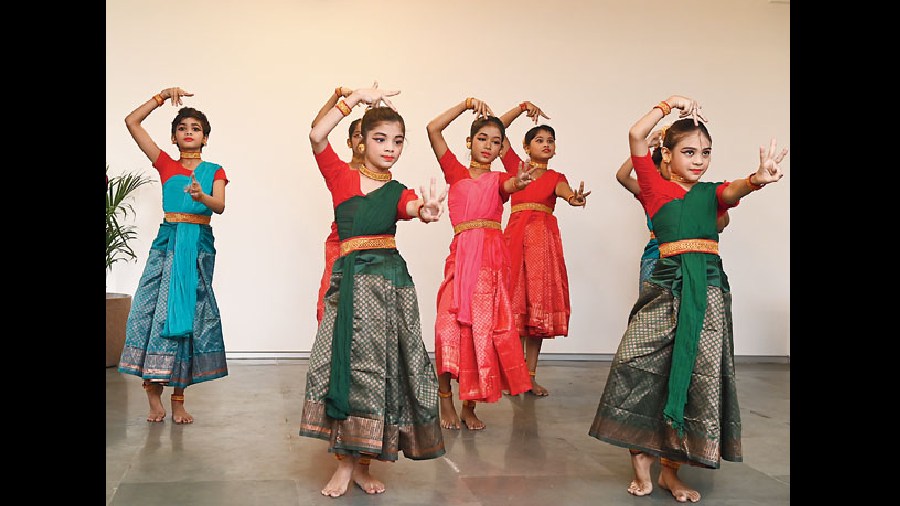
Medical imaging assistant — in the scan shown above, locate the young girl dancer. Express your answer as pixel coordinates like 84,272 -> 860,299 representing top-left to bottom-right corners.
589,95 -> 787,502
498,101 -> 590,396
298,86 -> 448,498
118,86 -> 229,425
426,97 -> 535,430
616,127 -> 730,296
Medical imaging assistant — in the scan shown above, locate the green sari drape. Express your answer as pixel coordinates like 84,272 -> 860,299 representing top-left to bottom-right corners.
649,183 -> 719,435
325,181 -> 405,420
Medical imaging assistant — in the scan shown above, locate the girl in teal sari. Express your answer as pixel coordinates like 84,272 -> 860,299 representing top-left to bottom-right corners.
118,87 -> 229,425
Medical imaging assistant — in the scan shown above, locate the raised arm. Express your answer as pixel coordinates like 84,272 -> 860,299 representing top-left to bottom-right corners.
501,160 -> 537,194
310,85 -> 352,129
617,128 -> 664,196
629,95 -> 705,157
125,86 -> 193,163
309,86 -> 400,155
426,97 -> 493,161
556,180 -> 591,207
498,101 -> 549,157
720,138 -> 788,205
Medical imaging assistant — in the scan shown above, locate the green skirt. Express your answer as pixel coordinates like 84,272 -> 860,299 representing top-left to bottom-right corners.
588,282 -> 742,468
299,255 -> 445,462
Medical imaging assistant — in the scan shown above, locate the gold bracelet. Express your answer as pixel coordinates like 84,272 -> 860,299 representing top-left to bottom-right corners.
746,173 -> 764,191
465,97 -> 473,110
336,99 -> 352,117
654,100 -> 672,116
152,94 -> 165,107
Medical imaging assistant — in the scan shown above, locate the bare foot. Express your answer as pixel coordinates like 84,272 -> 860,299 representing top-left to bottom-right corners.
143,382 -> 166,422
352,461 -> 385,494
459,402 -> 485,430
322,457 -> 354,497
658,465 -> 701,503
627,451 -> 655,496
171,396 -> 193,424
528,379 -> 549,397
440,396 -> 461,430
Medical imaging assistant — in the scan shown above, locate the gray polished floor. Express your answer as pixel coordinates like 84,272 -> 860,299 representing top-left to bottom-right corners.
106,359 -> 789,505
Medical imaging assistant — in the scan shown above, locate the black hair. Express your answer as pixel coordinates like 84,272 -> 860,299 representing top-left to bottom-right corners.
652,118 -> 711,165
469,116 -> 506,142
348,118 -> 362,140
523,125 -> 555,146
171,107 -> 211,138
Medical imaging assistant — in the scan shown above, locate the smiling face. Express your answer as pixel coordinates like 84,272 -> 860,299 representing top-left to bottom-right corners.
663,130 -> 712,183
363,120 -> 405,170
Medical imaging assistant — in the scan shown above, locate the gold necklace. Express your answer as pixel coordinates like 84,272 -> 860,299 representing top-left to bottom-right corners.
359,164 -> 392,182
469,160 -> 491,170
671,174 -> 693,184
180,151 -> 202,159
529,161 -> 548,170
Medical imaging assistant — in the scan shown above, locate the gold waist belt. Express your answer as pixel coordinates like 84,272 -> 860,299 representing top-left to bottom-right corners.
511,203 -> 553,214
453,219 -> 501,235
340,235 -> 396,257
164,212 -> 211,225
658,238 -> 719,258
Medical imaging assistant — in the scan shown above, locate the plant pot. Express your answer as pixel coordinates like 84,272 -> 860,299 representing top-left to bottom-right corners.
106,292 -> 132,368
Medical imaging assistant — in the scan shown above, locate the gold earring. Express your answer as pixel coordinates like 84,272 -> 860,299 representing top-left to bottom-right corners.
358,144 -> 365,153
466,141 -> 472,149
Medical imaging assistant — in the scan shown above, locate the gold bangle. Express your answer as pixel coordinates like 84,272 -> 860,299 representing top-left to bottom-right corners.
152,94 -> 165,107
654,100 -> 672,116
336,99 -> 352,117
746,173 -> 764,191
465,97 -> 473,110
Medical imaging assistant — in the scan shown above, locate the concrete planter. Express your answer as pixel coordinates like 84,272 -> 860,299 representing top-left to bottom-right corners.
106,292 -> 132,367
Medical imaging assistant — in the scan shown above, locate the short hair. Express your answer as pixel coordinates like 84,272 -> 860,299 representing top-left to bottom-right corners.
171,107 -> 211,138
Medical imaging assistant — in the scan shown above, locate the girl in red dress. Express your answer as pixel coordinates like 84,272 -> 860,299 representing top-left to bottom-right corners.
498,101 -> 590,396
426,97 -> 535,430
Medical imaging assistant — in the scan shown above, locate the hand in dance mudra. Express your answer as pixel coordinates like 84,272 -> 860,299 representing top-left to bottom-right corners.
515,161 -> 537,189
418,177 -> 449,222
568,181 -> 591,207
354,81 -> 400,110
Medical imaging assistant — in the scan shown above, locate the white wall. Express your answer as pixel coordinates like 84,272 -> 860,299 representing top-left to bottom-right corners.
105,0 -> 790,358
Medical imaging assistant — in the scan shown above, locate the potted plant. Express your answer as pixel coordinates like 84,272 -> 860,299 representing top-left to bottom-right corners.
106,165 -> 155,367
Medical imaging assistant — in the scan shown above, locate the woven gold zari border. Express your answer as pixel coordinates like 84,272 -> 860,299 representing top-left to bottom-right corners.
511,203 -> 553,214
453,219 -> 501,235
658,238 -> 718,258
164,212 -> 211,225
340,235 -> 396,257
